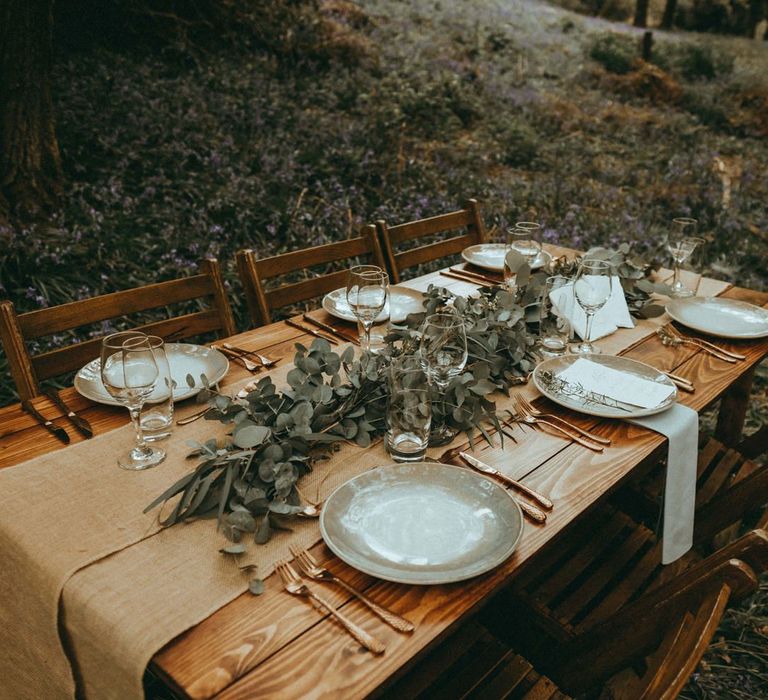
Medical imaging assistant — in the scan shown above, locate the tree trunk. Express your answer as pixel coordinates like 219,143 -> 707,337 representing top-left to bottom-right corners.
634,0 -> 650,27
660,0 -> 678,28
0,0 -> 62,223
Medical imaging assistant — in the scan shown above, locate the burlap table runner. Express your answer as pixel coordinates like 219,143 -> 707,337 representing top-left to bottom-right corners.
0,274 -> 729,700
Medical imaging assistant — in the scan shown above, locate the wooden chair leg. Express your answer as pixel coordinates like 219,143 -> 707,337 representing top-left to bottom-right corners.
715,366 -> 756,447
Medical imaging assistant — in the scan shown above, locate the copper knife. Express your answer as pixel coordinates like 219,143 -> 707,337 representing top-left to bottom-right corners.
21,400 -> 70,444
302,313 -> 360,345
44,389 -> 94,438
460,451 -> 553,511
285,318 -> 338,345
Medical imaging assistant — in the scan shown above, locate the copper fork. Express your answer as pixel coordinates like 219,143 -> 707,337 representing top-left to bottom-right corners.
290,546 -> 415,632
275,560 -> 386,653
223,343 -> 279,367
510,398 -> 604,452
515,394 -> 611,445
662,325 -> 745,361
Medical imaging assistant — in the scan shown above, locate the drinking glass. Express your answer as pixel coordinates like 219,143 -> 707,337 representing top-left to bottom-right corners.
346,265 -> 389,352
140,335 -> 174,441
539,275 -> 571,356
667,217 -> 702,298
571,259 -> 612,355
504,224 -> 542,293
419,312 -> 468,445
386,355 -> 431,462
100,332 -> 167,470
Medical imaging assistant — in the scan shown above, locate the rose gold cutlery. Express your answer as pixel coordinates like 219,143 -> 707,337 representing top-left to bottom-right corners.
275,560 -> 386,653
285,318 -> 338,344
290,545 -> 415,632
459,452 -> 552,512
449,267 -> 502,285
510,398 -> 604,452
439,270 -> 494,287
43,388 -> 93,438
302,313 -> 360,345
175,406 -> 214,426
213,345 -> 261,372
514,394 -> 611,445
222,343 -> 278,367
656,326 -> 738,363
663,324 -> 746,360
21,400 -> 70,444
661,370 -> 695,393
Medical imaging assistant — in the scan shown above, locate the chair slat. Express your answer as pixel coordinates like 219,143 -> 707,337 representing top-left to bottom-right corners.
17,274 -> 215,339
255,236 -> 373,279
393,233 -> 476,272
696,449 -> 741,507
31,311 -> 221,380
387,208 -> 475,244
263,269 -> 350,311
464,652 -> 534,699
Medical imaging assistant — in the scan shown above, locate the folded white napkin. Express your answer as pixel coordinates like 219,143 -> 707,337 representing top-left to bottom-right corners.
549,276 -> 634,341
558,358 -> 676,409
628,404 -> 699,564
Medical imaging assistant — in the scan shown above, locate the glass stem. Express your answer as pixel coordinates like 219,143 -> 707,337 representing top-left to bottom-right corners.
362,321 -> 372,352
673,260 -> 681,288
584,311 -> 595,348
129,405 -> 149,452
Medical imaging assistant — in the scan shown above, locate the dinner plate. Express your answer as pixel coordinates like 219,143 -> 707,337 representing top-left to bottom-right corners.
74,343 -> 229,406
461,244 -> 552,273
532,354 -> 677,419
666,297 -> 768,339
320,462 -> 523,585
322,286 -> 425,324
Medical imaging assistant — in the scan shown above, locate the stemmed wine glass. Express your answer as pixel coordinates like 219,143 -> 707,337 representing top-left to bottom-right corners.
667,217 -> 703,298
504,223 -> 542,292
101,331 -> 167,470
346,265 -> 389,352
419,312 -> 468,445
571,259 -> 613,355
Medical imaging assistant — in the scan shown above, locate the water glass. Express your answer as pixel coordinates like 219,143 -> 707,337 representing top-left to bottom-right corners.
667,217 -> 702,298
386,355 -> 431,462
539,275 -> 571,356
504,224 -> 541,293
571,259 -> 612,355
346,265 -> 389,352
100,331 -> 167,470
140,335 -> 174,441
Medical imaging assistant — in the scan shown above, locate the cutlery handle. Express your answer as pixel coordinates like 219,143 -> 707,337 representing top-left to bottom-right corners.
498,475 -> 553,510
696,340 -> 745,361
176,407 -> 212,425
333,577 -> 415,632
667,375 -> 695,393
306,590 -> 386,653
545,415 -> 611,446
516,499 -> 547,523
216,346 -> 259,371
536,418 -> 604,452
690,340 -> 738,363
285,319 -> 339,345
440,270 -> 493,287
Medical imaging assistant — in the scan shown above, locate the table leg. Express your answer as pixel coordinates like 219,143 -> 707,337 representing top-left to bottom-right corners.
715,366 -> 757,447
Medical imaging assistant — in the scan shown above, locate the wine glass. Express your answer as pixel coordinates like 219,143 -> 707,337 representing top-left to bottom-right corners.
571,259 -> 612,355
100,331 -> 167,470
667,217 -> 702,298
346,265 -> 389,352
504,223 -> 542,292
419,312 -> 468,445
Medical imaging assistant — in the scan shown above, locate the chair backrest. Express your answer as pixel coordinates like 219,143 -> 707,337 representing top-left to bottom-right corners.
375,198 -> 487,284
0,258 -> 236,401
236,225 -> 387,327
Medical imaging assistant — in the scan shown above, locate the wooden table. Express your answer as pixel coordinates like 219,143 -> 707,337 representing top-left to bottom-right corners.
1,260 -> 766,699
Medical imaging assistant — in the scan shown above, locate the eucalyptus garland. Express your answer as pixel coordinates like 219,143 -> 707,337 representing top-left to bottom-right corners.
144,244 -> 667,566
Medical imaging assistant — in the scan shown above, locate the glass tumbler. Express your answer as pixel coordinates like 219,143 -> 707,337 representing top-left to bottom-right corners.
386,355 -> 432,462
539,276 -> 571,356
141,336 -> 174,441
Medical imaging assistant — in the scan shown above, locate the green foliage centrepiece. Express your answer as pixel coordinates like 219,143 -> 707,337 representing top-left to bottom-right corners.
144,245 -> 667,561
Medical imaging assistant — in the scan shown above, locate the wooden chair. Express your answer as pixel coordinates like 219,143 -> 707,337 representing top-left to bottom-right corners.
0,258 -> 236,401
375,198 -> 487,284
383,557 -> 758,699
236,226 -> 387,327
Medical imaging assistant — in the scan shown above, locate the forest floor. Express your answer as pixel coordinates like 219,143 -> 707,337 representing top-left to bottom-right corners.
2,0 -> 768,695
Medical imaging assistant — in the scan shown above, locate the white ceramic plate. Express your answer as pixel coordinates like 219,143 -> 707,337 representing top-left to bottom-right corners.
320,462 -> 523,585
666,297 -> 768,339
322,287 -> 425,324
532,354 -> 677,419
461,244 -> 552,273
74,343 -> 229,406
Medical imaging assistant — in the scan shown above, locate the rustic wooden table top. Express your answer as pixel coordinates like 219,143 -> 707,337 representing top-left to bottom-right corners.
1,255 -> 766,700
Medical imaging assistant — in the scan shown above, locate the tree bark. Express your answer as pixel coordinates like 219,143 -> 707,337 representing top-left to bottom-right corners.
634,0 -> 650,27
0,0 -> 62,223
660,0 -> 678,28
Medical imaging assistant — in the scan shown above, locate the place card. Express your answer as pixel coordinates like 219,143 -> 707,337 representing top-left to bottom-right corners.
557,358 -> 675,409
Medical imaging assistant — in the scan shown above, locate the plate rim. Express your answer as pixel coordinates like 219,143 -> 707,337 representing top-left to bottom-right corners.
74,342 -> 229,406
666,297 -> 768,339
319,461 -> 523,585
461,243 -> 551,272
322,285 -> 425,324
532,353 -> 678,419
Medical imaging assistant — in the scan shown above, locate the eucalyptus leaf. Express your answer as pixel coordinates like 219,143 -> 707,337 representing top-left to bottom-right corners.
219,544 -> 246,555
248,578 -> 265,595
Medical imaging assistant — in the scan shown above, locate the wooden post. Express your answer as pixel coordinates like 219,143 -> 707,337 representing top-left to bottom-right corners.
641,31 -> 653,61
715,366 -> 757,446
